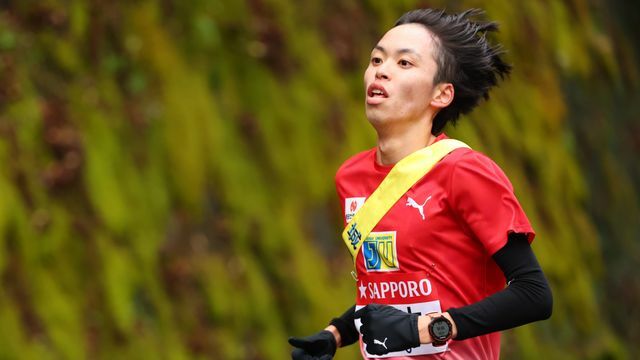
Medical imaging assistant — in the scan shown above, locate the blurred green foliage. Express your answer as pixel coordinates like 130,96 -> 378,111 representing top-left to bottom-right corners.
0,0 -> 638,359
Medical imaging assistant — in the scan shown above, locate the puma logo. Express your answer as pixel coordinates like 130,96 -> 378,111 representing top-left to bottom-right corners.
406,195 -> 431,220
374,337 -> 388,350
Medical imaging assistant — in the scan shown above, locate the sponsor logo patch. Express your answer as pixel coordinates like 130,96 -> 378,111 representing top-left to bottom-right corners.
345,197 -> 366,223
363,231 -> 399,272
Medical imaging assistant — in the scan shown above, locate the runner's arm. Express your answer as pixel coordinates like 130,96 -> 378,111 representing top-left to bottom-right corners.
444,233 -> 553,340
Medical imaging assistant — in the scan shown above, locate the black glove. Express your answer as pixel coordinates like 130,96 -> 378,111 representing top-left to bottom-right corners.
329,305 -> 359,347
288,330 -> 336,360
354,304 -> 421,355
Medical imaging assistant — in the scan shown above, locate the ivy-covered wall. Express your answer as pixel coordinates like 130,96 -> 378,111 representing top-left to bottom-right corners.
0,0 -> 638,359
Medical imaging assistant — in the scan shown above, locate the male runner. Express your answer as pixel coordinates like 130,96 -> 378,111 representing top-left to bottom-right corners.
289,8 -> 552,360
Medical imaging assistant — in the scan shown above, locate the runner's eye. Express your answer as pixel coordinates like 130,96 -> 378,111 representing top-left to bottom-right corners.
371,57 -> 382,65
399,59 -> 412,68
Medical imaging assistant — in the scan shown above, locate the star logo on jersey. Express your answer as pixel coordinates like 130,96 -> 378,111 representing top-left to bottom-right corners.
406,195 -> 431,220
358,282 -> 367,298
363,231 -> 399,272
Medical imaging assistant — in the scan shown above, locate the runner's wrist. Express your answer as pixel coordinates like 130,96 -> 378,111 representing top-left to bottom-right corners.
418,315 -> 432,344
324,325 -> 341,348
418,312 -> 458,344
442,312 -> 458,339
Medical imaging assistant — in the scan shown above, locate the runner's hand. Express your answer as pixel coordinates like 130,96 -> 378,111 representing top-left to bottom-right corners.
354,304 -> 420,355
288,330 -> 336,360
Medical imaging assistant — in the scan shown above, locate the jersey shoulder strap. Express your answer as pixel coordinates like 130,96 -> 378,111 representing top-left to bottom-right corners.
341,139 -> 470,268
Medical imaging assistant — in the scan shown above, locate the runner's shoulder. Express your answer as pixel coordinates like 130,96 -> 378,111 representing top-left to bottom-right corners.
437,142 -> 513,188
439,144 -> 501,171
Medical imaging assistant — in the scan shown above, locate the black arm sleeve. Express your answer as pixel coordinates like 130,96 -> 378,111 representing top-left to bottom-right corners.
447,233 -> 553,340
329,305 -> 359,347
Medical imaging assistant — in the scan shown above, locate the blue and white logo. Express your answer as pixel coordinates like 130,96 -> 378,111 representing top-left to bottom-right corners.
363,231 -> 399,271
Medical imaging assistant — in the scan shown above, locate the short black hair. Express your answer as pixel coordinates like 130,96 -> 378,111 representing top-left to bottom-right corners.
394,9 -> 512,135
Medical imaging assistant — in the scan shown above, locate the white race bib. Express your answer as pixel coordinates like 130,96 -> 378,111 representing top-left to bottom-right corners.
355,272 -> 447,358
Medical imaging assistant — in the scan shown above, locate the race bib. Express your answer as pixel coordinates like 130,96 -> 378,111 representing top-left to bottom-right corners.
355,272 -> 447,358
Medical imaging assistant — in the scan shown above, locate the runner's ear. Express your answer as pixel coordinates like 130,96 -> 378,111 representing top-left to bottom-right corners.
430,83 -> 454,109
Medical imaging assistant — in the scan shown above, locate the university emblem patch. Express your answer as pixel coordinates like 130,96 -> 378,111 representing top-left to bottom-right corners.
363,231 -> 399,271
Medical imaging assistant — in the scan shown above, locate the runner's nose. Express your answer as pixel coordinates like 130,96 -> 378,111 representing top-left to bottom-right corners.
375,62 -> 390,80
375,69 -> 389,80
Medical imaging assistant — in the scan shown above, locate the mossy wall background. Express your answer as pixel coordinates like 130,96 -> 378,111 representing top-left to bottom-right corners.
0,0 -> 638,359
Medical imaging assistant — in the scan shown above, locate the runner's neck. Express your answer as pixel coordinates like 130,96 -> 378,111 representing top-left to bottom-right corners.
376,132 -> 437,166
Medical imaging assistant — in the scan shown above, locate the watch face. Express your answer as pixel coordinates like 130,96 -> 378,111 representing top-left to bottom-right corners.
431,319 -> 451,339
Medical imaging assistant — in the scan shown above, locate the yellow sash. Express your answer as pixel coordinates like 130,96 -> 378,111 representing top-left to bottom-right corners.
341,139 -> 470,271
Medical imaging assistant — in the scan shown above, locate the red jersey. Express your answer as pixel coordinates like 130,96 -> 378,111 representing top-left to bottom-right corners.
335,135 -> 534,360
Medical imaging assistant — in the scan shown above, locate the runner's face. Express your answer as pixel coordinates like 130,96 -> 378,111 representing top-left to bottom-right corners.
364,24 -> 440,127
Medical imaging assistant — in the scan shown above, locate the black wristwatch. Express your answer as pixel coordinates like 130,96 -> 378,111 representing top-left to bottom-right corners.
428,316 -> 453,346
